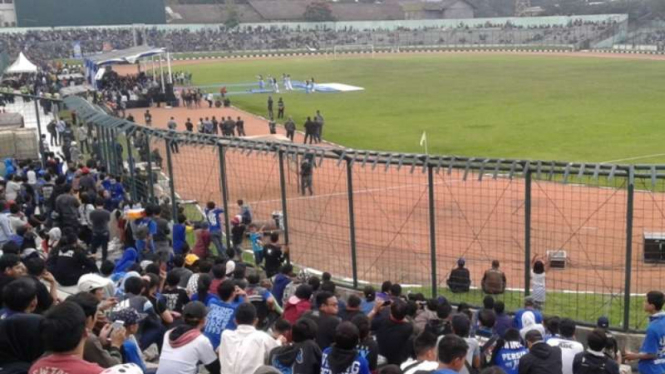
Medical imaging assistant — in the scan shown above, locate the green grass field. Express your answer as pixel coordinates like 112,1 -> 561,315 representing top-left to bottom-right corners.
180,53 -> 665,164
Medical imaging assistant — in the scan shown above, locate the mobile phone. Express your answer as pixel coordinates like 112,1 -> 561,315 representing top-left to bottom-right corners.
111,320 -> 124,330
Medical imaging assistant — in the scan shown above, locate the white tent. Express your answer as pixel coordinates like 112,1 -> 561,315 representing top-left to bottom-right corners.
6,52 -> 38,74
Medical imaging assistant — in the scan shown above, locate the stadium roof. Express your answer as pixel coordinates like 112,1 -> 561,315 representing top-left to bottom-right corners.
86,46 -> 166,66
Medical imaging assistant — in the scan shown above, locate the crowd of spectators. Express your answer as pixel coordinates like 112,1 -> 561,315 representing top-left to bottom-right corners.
0,19 -> 622,64
0,130 -> 662,374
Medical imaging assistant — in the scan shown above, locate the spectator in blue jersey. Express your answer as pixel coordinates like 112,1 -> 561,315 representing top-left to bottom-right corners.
205,202 -> 225,258
490,328 -> 528,374
625,290 -> 665,374
106,176 -> 125,210
433,334 -> 469,374
190,275 -> 219,305
514,297 -> 543,330
172,214 -> 187,255
202,279 -> 245,351
352,314 -> 378,372
320,322 -> 370,374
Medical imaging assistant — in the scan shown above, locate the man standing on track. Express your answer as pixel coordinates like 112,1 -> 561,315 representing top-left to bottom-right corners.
277,98 -> 285,119
267,96 -> 274,119
236,117 -> 246,136
144,110 -> 152,126
285,117 -> 296,142
303,117 -> 315,144
315,110 -> 324,142
167,117 -> 179,154
300,155 -> 314,196
185,118 -> 193,132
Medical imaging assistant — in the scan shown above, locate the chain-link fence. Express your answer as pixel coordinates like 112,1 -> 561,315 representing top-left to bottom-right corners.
18,94 -> 659,332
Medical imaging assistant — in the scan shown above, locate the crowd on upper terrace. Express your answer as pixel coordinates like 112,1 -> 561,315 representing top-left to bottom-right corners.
0,19 -> 620,64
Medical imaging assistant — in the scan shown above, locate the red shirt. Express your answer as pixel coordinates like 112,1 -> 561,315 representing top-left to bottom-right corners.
30,354 -> 104,374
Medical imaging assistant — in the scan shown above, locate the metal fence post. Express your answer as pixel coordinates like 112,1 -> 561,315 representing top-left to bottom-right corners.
278,150 -> 291,264
164,138 -> 178,222
100,125 -> 110,172
145,134 -> 155,203
346,158 -> 359,288
217,144 -> 232,249
524,168 -> 532,297
126,135 -> 138,202
623,166 -> 635,331
33,99 -> 45,168
428,164 -> 438,297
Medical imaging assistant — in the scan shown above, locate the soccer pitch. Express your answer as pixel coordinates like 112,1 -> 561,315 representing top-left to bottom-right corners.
181,53 -> 665,164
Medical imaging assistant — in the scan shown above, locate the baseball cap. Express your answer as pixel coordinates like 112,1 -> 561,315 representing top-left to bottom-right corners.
77,273 -> 112,293
183,301 -> 207,320
185,253 -> 199,266
225,260 -> 236,276
457,257 -> 465,266
110,308 -> 146,326
524,296 -> 535,306
597,316 -> 609,329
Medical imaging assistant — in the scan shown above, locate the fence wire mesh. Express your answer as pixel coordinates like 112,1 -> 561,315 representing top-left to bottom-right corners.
41,94 -> 665,331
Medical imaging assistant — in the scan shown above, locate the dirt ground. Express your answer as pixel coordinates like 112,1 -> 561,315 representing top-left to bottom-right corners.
124,50 -> 665,296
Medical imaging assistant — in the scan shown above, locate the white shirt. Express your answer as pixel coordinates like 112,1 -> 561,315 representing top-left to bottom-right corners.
219,324 -> 281,374
26,170 -> 37,185
156,331 -> 217,374
547,337 -> 584,374
400,358 -> 439,374
531,271 -> 546,302
5,181 -> 20,201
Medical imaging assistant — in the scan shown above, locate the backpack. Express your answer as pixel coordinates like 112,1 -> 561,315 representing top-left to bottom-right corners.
241,208 -> 252,225
576,353 -> 611,374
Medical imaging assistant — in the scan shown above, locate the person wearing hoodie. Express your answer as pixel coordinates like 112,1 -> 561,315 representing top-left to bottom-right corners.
157,301 -> 219,374
518,330 -> 563,374
269,317 -> 322,374
284,284 -> 313,324
219,303 -> 284,374
272,264 -> 293,307
320,321 -> 371,374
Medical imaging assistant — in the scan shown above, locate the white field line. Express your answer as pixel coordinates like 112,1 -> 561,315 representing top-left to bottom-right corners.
600,153 -> 665,164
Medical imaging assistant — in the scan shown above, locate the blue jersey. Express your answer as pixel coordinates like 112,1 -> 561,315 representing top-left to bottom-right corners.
135,218 -> 157,253
513,308 -> 543,329
639,312 -> 665,374
321,347 -> 370,374
494,341 -> 528,374
203,297 -> 243,349
205,208 -> 224,232
249,232 -> 262,253
172,224 -> 187,254
432,369 -> 459,374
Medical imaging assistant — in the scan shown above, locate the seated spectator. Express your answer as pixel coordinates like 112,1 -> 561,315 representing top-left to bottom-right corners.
377,281 -> 391,301
414,298 -> 439,333
68,292 -> 124,368
519,330 -> 563,374
452,313 -> 480,374
220,303 -> 284,374
157,301 -> 219,374
283,284 -> 313,324
303,291 -> 340,350
490,328 -> 528,374
425,301 -> 454,337
572,328 -> 619,374
23,257 -> 57,314
245,273 -> 278,328
476,309 -> 500,367
190,274 -> 219,305
514,297 -> 543,330
341,294 -> 363,322
29,302 -> 104,374
519,311 -> 546,341
401,331 -> 439,374
320,322 -> 370,374
447,258 -> 471,293
0,278 -> 38,319
352,314 -> 379,372
433,334 -> 469,374
186,260 -> 212,297
371,299 -> 414,365
544,316 -> 561,341
360,285 -> 376,315
109,308 -> 149,373
269,318 -> 322,374
202,279 -> 245,351
47,231 -> 98,286
161,271 -> 189,315
547,318 -> 584,374
113,275 -> 163,351
0,312 -> 45,373
494,301 -> 513,338
272,264 -> 293,307
170,255 -> 193,289
596,316 -> 621,364
473,296 -> 495,332
0,254 -> 26,307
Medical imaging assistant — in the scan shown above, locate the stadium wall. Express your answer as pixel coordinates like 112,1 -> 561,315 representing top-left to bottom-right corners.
14,0 -> 166,27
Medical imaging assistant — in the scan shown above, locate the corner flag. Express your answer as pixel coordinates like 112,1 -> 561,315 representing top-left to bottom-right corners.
419,131 -> 428,154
